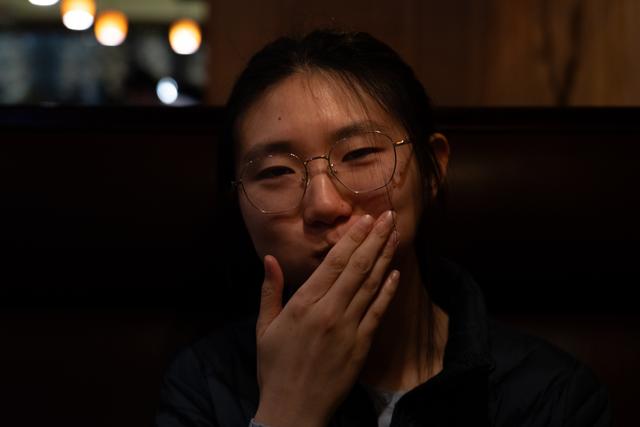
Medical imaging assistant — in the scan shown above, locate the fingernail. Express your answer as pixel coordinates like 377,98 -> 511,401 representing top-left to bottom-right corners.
376,210 -> 394,230
359,214 -> 374,228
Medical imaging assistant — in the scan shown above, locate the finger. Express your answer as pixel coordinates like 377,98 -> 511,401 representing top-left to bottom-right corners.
324,210 -> 395,311
356,270 -> 400,343
256,255 -> 284,338
344,228 -> 398,321
298,214 -> 375,300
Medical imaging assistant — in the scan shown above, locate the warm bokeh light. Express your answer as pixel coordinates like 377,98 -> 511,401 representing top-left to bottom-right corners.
60,0 -> 96,31
157,78 -> 179,104
94,11 -> 128,46
29,0 -> 60,6
168,19 -> 202,55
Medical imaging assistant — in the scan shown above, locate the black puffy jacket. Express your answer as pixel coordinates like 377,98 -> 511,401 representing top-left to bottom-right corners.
155,258 -> 611,427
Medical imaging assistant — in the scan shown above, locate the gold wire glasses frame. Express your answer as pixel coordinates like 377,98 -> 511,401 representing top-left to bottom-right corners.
232,130 -> 411,214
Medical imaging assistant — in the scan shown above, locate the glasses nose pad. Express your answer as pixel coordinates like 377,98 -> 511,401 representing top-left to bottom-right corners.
304,155 -> 333,183
304,157 -> 348,199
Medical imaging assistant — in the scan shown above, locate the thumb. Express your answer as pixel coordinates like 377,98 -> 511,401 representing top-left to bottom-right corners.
256,255 -> 284,338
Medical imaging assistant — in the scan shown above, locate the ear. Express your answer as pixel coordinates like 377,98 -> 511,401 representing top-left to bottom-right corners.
428,132 -> 450,197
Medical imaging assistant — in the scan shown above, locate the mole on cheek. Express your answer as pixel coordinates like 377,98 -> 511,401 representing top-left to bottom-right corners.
277,116 -> 282,121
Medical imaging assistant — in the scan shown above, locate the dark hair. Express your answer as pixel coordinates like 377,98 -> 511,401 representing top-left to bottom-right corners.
217,30 -> 446,372
223,30 -> 444,207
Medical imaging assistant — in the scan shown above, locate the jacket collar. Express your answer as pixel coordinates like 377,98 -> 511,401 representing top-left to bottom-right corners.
425,257 -> 495,371
333,257 -> 496,426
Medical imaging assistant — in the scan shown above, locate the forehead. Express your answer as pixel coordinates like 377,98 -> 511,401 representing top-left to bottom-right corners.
236,72 -> 400,160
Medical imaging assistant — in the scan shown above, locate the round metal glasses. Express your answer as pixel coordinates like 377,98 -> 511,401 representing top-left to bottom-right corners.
233,130 -> 411,214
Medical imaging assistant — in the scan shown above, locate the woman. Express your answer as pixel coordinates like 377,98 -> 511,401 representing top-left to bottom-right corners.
156,30 -> 611,427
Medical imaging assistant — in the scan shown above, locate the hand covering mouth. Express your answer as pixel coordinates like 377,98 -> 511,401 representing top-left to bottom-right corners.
314,246 -> 332,261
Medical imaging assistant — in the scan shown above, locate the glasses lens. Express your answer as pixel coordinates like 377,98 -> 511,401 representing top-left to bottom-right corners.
241,153 -> 306,213
331,132 -> 396,193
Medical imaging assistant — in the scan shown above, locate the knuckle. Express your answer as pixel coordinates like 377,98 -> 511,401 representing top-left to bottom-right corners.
348,227 -> 366,244
260,283 -> 274,299
381,243 -> 396,260
288,300 -> 306,320
351,254 -> 373,274
375,229 -> 387,240
326,253 -> 348,271
314,309 -> 338,331
368,307 -> 384,323
375,224 -> 390,239
361,278 -> 380,293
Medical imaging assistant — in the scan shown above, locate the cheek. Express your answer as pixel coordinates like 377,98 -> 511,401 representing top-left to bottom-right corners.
390,156 -> 424,246
239,197 -> 299,263
239,198 -> 271,259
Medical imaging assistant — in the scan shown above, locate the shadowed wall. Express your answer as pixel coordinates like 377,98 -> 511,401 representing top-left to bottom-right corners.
205,0 -> 640,106
1,107 -> 638,425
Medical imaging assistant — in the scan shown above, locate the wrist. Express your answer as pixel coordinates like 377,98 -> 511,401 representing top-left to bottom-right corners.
254,402 -> 327,427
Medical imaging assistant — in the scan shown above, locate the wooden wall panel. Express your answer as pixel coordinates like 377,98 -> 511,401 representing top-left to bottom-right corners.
205,0 -> 424,104
205,0 -> 640,106
573,0 -> 640,105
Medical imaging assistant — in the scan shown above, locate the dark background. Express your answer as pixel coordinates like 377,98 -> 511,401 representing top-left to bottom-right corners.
1,107 -> 638,426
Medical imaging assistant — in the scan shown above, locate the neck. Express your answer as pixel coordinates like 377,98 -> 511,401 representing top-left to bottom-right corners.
359,249 -> 449,392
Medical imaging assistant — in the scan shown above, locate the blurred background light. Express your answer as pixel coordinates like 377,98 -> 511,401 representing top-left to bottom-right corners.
29,0 -> 60,6
168,19 -> 201,55
1,0 -> 207,105
61,0 -> 96,31
156,77 -> 178,104
94,10 -> 128,46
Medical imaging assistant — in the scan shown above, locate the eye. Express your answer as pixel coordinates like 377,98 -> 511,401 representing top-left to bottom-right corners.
254,166 -> 295,180
341,147 -> 379,162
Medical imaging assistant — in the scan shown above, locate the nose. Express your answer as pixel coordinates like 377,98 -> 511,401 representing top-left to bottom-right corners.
302,158 -> 352,227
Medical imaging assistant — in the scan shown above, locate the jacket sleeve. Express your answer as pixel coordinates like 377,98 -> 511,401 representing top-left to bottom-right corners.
559,361 -> 612,427
155,347 -> 218,427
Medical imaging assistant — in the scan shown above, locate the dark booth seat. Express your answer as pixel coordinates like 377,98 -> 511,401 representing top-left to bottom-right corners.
0,107 -> 638,426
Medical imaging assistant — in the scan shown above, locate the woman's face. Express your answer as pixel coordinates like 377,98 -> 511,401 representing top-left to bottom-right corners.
235,72 -> 426,289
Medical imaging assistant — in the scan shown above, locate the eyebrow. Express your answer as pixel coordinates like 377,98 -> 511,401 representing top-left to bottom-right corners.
240,140 -> 296,164
332,120 -> 384,140
239,120 -> 387,164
